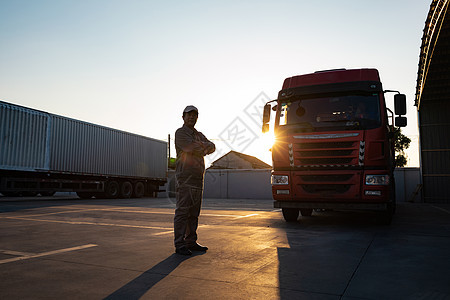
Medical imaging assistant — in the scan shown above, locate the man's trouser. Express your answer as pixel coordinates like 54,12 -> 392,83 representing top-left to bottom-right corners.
174,184 -> 203,249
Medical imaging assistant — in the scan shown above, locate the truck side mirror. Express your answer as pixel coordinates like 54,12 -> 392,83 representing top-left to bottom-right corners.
395,116 -> 407,127
394,94 -> 406,115
263,104 -> 271,123
262,104 -> 271,133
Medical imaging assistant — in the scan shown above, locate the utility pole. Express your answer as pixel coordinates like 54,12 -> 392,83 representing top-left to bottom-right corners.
168,134 -> 171,159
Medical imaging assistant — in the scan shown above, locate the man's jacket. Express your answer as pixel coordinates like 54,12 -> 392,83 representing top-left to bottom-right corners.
175,124 -> 215,187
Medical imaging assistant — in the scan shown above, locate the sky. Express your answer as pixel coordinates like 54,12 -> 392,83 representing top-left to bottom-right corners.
0,0 -> 431,167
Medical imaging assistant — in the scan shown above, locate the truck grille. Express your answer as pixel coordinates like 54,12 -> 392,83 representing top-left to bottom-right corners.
288,133 -> 362,198
291,137 -> 363,167
300,174 -> 353,182
297,142 -> 354,149
298,150 -> 353,157
302,184 -> 351,194
299,157 -> 353,165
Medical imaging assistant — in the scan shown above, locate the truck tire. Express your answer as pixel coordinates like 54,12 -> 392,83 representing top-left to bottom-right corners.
379,178 -> 396,225
120,181 -> 133,198
379,204 -> 394,225
391,178 -> 397,214
282,208 -> 299,222
133,182 -> 145,198
104,181 -> 120,199
300,208 -> 313,217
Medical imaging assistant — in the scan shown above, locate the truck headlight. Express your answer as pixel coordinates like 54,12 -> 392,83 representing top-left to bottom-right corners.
365,175 -> 389,186
271,175 -> 289,185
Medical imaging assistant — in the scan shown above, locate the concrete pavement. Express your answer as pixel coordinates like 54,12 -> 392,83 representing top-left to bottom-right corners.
0,197 -> 449,299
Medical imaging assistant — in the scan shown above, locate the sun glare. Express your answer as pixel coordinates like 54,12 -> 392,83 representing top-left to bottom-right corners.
250,130 -> 275,165
261,130 -> 276,150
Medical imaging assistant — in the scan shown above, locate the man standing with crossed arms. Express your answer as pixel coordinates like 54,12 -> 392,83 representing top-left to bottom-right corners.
174,105 -> 215,256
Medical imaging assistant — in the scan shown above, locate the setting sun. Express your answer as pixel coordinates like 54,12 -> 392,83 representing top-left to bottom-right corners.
261,130 -> 276,151
248,129 -> 275,165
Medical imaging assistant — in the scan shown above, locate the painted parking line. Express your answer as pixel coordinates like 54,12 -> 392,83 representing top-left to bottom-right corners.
234,213 -> 259,219
105,210 -> 254,218
0,210 -> 259,236
202,213 -> 259,218
432,205 -> 450,214
0,207 -> 172,218
0,250 -> 35,256
5,209 -> 111,218
3,216 -> 173,231
152,225 -> 210,236
1,208 -> 259,219
152,230 -> 174,236
0,244 -> 98,265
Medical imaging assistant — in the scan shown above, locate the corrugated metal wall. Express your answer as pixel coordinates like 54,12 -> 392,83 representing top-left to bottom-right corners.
419,100 -> 450,202
0,102 -> 50,171
163,168 -> 421,201
416,1 -> 450,203
1,101 -> 167,179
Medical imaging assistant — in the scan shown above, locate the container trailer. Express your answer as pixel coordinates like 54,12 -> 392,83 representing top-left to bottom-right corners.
0,100 -> 167,198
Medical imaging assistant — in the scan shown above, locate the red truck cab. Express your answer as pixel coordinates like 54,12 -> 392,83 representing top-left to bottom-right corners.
262,68 -> 407,223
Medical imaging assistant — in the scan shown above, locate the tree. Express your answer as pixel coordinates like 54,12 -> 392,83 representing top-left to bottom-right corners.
168,157 -> 176,169
393,127 -> 411,167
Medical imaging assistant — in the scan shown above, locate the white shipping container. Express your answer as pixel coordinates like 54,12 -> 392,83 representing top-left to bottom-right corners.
0,101 -> 167,180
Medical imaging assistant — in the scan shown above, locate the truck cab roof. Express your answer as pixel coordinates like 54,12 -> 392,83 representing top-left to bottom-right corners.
282,68 -> 381,90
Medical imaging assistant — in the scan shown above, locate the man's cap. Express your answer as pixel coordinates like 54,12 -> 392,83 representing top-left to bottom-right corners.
183,105 -> 198,114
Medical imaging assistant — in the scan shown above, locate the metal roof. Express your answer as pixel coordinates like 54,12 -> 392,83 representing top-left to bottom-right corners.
415,0 -> 450,108
415,0 -> 450,203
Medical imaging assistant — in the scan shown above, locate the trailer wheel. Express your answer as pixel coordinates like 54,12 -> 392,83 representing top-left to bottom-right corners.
120,181 -> 133,198
282,208 -> 299,222
300,208 -> 313,217
105,181 -> 120,198
133,182 -> 145,198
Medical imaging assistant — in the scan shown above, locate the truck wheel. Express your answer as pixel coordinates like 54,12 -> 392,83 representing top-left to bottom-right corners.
300,208 -> 313,217
391,178 -> 397,214
104,181 -> 119,198
379,179 -> 396,225
379,208 -> 393,225
282,208 -> 299,222
133,182 -> 145,198
378,199 -> 395,225
120,181 -> 133,198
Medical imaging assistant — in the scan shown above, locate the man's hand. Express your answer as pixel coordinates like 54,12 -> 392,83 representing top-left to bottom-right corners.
202,142 -> 215,155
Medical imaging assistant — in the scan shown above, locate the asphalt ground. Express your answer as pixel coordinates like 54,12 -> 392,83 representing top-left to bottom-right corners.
0,196 -> 450,300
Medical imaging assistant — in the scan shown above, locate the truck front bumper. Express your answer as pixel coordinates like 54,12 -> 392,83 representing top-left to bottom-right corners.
273,200 -> 389,211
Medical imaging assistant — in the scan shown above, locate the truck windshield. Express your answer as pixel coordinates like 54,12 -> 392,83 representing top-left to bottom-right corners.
277,94 -> 381,132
